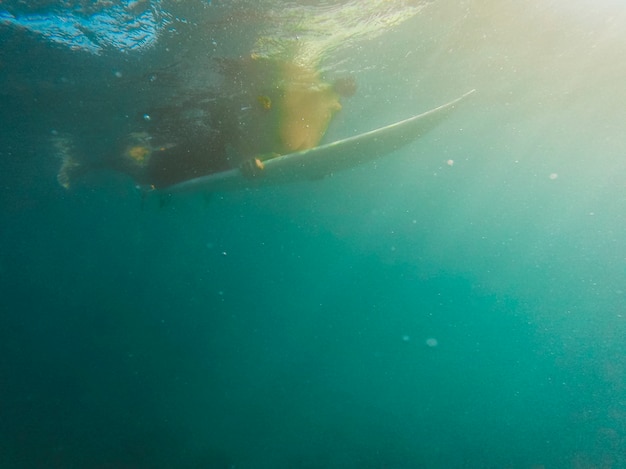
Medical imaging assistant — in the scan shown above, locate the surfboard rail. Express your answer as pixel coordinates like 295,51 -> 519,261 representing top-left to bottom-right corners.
164,89 -> 476,194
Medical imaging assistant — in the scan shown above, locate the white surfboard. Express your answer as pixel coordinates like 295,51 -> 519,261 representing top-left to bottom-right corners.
164,89 -> 475,194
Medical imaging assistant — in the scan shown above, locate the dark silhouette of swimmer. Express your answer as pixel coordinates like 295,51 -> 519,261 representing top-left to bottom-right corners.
57,56 -> 355,190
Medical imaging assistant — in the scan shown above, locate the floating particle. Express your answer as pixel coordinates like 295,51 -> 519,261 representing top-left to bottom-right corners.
425,338 -> 438,347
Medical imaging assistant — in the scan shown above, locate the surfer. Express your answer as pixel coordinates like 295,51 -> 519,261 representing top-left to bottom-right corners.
57,56 -> 355,189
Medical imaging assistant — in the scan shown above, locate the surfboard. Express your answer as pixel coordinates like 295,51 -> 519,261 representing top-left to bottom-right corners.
164,89 -> 475,194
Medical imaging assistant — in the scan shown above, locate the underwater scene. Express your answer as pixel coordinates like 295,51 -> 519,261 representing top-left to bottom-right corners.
1,1 -> 626,468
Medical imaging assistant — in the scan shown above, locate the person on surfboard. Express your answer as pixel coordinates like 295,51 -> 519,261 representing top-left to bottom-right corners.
56,55 -> 356,190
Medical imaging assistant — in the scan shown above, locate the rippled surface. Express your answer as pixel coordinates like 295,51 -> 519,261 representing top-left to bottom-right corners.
0,1 -> 168,54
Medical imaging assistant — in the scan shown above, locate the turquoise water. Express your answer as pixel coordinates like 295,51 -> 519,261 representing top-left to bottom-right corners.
2,1 -> 626,468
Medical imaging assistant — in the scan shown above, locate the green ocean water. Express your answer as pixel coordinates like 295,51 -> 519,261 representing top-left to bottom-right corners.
1,1 -> 626,468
